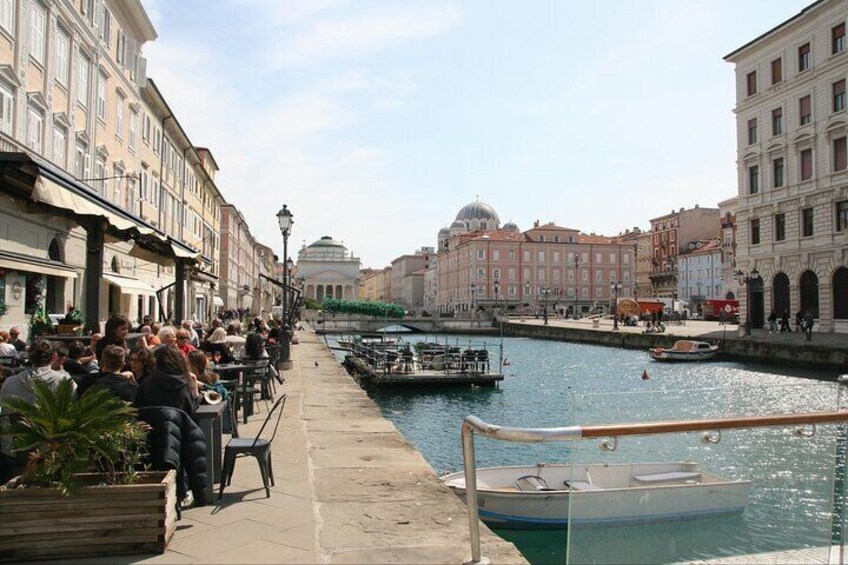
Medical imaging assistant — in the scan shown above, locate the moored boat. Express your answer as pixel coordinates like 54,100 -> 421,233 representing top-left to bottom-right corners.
440,461 -> 749,529
649,340 -> 718,362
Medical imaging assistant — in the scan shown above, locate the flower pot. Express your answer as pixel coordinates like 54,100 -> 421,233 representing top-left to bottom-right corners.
0,470 -> 177,561
56,324 -> 83,336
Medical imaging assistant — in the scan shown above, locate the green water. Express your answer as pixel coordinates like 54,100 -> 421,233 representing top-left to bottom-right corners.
331,334 -> 846,564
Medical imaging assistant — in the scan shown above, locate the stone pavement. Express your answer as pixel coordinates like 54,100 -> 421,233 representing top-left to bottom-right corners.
71,330 -> 525,564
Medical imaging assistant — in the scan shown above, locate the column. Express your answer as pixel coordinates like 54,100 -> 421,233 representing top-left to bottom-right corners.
83,219 -> 104,334
174,259 -> 187,323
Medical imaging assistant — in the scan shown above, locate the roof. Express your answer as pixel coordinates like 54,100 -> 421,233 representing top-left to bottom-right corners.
455,201 -> 500,223
680,239 -> 722,255
577,233 -> 616,244
467,230 -> 528,242
724,0 -> 827,61
308,236 -> 345,248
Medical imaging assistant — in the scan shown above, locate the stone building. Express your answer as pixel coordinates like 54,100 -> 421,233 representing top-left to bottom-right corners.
677,239 -> 723,310
718,196 -> 739,300
297,236 -> 361,302
361,266 -> 392,303
725,0 -> 848,332
390,247 -> 433,311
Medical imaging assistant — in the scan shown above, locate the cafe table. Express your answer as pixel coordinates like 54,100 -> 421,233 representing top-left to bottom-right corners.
191,402 -> 226,502
211,362 -> 266,421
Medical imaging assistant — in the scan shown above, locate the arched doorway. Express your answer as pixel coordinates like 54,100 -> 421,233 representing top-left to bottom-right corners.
725,291 -> 735,300
45,239 -> 65,314
773,273 -> 790,315
799,270 -> 819,317
833,267 -> 848,320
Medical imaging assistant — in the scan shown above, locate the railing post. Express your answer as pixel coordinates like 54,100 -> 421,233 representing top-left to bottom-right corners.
461,419 -> 490,565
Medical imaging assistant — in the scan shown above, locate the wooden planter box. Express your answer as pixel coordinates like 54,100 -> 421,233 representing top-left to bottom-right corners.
56,324 -> 83,336
0,470 -> 177,562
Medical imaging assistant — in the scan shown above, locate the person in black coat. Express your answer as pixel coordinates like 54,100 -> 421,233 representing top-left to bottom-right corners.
78,345 -> 137,403
134,345 -> 199,414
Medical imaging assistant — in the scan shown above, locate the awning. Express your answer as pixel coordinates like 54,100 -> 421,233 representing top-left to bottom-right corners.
102,273 -> 157,296
212,296 -> 224,307
0,251 -> 78,279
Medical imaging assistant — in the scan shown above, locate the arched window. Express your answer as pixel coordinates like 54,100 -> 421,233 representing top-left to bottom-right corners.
48,238 -> 62,262
111,256 -> 120,274
834,267 -> 848,319
725,291 -> 736,300
773,272 -> 790,315
799,270 -> 819,317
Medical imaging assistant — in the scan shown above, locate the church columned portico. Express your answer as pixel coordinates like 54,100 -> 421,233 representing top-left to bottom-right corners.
297,236 -> 361,305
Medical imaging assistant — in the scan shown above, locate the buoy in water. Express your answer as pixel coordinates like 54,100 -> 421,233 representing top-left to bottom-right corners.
642,369 -> 649,380
503,358 -> 511,366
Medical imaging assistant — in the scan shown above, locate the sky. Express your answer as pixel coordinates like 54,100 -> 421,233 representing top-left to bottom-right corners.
141,0 -> 810,268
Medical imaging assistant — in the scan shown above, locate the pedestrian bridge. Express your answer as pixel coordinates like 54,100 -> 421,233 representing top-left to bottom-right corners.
304,315 -> 495,334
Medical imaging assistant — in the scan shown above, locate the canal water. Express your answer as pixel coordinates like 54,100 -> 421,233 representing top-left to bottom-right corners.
329,334 -> 845,564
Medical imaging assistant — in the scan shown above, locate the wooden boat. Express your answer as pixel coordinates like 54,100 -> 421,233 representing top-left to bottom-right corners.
649,340 -> 718,362
441,461 -> 749,529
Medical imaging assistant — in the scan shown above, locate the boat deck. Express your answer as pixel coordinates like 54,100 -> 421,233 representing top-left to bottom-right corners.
345,355 -> 503,387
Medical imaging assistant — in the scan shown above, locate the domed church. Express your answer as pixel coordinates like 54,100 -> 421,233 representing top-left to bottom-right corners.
297,236 -> 361,302
437,200 -> 505,251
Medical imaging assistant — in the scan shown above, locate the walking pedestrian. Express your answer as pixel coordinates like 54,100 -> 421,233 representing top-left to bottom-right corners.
767,310 -> 778,334
804,311 -> 815,341
795,310 -> 804,333
779,310 -> 790,333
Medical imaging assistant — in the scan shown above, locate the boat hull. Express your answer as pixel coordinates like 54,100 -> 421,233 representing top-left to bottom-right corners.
649,350 -> 718,362
441,462 -> 749,529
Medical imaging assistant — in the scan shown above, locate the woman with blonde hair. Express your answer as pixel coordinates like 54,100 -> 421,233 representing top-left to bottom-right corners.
199,327 -> 233,364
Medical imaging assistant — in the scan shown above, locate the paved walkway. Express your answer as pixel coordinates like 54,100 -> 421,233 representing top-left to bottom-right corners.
87,330 -> 525,564
510,317 -> 848,350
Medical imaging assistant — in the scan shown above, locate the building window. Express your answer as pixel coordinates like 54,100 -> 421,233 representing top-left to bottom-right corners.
747,118 -> 757,144
55,30 -> 69,87
26,106 -> 43,153
800,148 -> 813,180
750,218 -> 760,245
595,270 -> 602,282
800,95 -> 812,125
493,268 -> 500,280
77,54 -> 90,106
773,157 -> 784,188
476,249 -> 485,260
74,142 -> 89,179
0,83 -> 13,135
748,165 -> 759,194
837,201 -> 848,232
94,157 -> 105,193
96,72 -> 106,120
29,1 -> 45,64
835,136 -> 847,171
523,250 -> 530,261
52,125 -> 66,166
129,111 -> 137,150
835,80 -> 846,112
115,94 -> 124,138
98,6 -> 111,45
833,23 -> 845,55
771,58 -> 782,84
746,71 -> 757,96
477,268 -> 485,280
0,0 -> 14,35
799,42 -> 811,72
775,213 -> 786,241
493,250 -> 499,261
772,107 -> 782,135
802,207 -> 814,237
538,251 -> 545,262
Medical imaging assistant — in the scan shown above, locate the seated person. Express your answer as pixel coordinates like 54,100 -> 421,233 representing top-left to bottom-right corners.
0,342 -> 77,404
0,331 -> 20,361
198,327 -> 233,364
242,332 -> 280,381
134,345 -> 199,414
77,345 -> 138,403
176,329 -> 197,356
8,327 -> 27,352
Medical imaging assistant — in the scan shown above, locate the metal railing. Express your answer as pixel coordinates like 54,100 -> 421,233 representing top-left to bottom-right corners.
460,410 -> 848,564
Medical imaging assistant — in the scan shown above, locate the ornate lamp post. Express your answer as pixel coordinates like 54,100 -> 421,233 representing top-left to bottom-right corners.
276,204 -> 294,362
572,253 -> 582,319
610,281 -> 623,331
470,283 -> 477,320
735,267 -> 759,336
541,287 -> 551,325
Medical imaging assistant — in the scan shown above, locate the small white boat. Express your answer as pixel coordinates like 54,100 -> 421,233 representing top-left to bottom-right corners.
649,340 -> 718,362
440,461 -> 749,529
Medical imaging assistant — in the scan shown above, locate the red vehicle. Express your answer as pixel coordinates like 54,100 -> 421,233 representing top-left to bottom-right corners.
637,300 -> 665,316
703,299 -> 740,321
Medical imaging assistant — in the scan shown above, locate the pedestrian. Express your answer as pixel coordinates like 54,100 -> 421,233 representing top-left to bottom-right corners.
795,310 -> 804,333
767,310 -> 778,334
718,310 -> 727,325
97,314 -> 130,363
804,311 -> 815,341
779,310 -> 791,333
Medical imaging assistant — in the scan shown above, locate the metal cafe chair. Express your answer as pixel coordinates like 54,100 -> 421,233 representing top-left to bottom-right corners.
238,359 -> 273,423
218,394 -> 287,501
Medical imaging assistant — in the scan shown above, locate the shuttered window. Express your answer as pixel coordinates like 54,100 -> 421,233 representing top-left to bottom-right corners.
800,95 -> 812,125
746,71 -> 757,96
0,83 -> 13,135
748,118 -> 757,144
835,80 -> 846,112
800,148 -> 813,180
29,2 -> 45,64
772,107 -> 783,135
771,58 -> 782,84
833,23 -> 845,54
834,136 -> 847,171
799,43 -> 811,72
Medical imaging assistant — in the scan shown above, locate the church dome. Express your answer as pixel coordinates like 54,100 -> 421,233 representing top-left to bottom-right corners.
307,236 -> 345,248
450,220 -> 466,230
503,221 -> 519,231
455,201 -> 500,224
438,227 -> 450,236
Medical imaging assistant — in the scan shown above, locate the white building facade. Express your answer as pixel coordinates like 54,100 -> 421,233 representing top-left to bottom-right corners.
297,236 -> 361,302
725,0 -> 848,332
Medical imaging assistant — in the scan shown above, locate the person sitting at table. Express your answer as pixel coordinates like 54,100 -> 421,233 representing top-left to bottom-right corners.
199,328 -> 233,364
0,331 -> 20,361
7,327 -> 27,352
176,328 -> 197,357
157,326 -> 178,348
204,318 -> 223,340
187,350 -> 230,405
226,323 -> 240,337
128,344 -> 155,384
97,315 -> 130,363
147,324 -> 162,346
78,345 -> 137,403
242,332 -> 280,381
0,341 -> 77,404
134,345 -> 199,414
60,340 -> 98,383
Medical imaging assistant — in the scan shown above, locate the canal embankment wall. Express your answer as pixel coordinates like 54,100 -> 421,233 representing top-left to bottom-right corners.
503,321 -> 848,373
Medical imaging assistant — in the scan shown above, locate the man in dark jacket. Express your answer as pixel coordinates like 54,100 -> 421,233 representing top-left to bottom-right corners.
77,345 -> 137,403
134,346 -> 199,414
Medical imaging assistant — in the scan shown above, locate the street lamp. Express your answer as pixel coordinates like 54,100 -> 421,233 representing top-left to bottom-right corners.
540,287 -> 551,325
493,280 -> 502,332
572,253 -> 582,319
610,281 -> 623,331
276,204 -> 294,363
470,283 -> 477,320
734,267 -> 760,336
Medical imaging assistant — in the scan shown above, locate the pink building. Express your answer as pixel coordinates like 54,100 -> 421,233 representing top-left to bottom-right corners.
436,202 -> 635,316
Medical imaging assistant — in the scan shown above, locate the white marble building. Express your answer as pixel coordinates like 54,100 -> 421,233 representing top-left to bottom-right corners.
297,236 -> 361,302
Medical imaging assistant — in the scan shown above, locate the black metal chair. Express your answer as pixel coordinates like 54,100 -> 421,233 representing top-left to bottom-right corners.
238,359 -> 272,424
218,394 -> 287,501
218,379 -> 239,438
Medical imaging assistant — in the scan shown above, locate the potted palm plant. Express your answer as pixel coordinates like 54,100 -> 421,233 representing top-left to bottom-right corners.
0,380 -> 178,561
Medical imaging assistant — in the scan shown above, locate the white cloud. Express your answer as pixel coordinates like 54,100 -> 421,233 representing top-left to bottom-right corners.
234,0 -> 351,27
267,3 -> 462,69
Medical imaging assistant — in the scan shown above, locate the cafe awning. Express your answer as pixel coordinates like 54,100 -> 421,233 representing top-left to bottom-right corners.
212,296 -> 224,307
0,250 -> 78,279
102,273 -> 157,296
